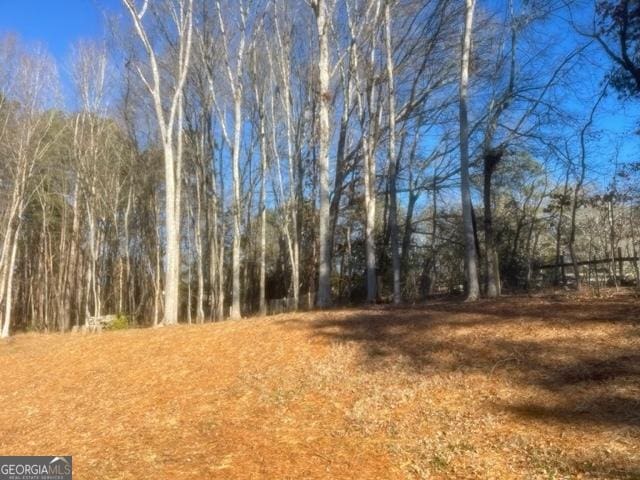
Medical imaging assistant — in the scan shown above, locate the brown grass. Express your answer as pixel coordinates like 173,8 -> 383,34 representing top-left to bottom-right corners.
1,292 -> 639,479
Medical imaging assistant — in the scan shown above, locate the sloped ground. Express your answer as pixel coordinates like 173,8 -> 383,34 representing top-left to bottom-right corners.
1,293 -> 639,479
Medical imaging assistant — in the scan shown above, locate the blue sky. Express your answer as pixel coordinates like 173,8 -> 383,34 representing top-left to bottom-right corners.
0,0 -> 118,60
0,0 -> 122,108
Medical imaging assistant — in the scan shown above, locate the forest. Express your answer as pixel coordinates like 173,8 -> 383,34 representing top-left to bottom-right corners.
1,1 -> 640,478
0,0 -> 637,335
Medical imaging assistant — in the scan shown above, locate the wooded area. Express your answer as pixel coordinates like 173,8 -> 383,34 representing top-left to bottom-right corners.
0,0 -> 639,336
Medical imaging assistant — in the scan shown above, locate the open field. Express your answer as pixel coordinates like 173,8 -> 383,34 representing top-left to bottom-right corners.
1,293 -> 639,479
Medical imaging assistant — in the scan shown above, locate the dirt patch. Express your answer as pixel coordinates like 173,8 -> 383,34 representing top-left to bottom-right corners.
1,294 -> 639,478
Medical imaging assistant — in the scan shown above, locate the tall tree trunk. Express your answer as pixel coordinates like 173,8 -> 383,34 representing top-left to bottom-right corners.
459,0 -> 480,300
164,144 -> 181,324
122,0 -> 194,325
427,176 -> 439,296
385,0 -> 402,304
230,93 -> 243,319
194,174 -> 205,323
153,194 -> 163,326
314,0 -> 332,308
483,150 -> 501,297
1,222 -> 20,338
363,137 -> 377,303
607,198 -> 619,288
258,101 -> 267,316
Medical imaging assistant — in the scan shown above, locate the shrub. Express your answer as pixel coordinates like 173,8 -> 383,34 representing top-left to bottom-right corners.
105,314 -> 130,331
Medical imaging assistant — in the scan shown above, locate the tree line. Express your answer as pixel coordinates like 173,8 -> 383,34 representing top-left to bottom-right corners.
0,0 -> 638,336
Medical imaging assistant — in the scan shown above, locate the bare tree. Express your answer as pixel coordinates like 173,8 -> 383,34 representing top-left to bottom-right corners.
568,84 -> 608,289
0,44 -> 60,337
267,1 -> 302,309
121,0 -> 194,325
311,0 -> 332,308
459,0 -> 480,300
350,0 -> 383,303
384,0 -> 402,304
213,0 -> 248,319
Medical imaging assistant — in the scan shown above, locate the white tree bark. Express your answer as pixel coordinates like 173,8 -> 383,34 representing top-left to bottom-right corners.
0,222 -> 20,338
312,0 -> 332,308
194,170 -> 205,323
459,0 -> 480,300
122,0 -> 194,325
214,0 -> 247,319
253,71 -> 268,316
259,114 -> 267,316
272,9 -> 300,309
0,46 -> 58,337
350,0 -> 382,303
384,0 -> 402,304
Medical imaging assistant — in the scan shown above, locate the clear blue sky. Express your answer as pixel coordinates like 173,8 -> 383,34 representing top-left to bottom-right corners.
0,0 -> 118,60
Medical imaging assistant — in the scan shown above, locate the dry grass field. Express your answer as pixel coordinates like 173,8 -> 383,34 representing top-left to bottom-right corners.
1,293 -> 639,479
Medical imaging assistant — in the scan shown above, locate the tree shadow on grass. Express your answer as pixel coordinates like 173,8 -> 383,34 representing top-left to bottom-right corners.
278,296 -> 640,477
292,297 -> 640,387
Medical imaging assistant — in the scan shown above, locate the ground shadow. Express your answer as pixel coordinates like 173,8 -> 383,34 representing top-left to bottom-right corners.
279,295 -> 640,477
